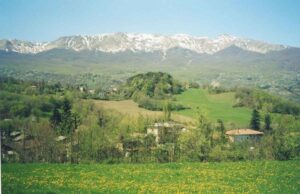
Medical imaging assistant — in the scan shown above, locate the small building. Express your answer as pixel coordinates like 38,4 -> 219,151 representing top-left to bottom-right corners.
10,131 -> 21,137
147,128 -> 159,142
226,129 -> 264,143
55,136 -> 67,142
89,89 -> 95,94
79,87 -> 84,92
147,122 -> 185,143
13,134 -> 25,142
130,132 -> 145,139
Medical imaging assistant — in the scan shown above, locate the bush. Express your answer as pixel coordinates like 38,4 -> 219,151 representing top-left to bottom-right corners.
137,96 -> 188,111
121,72 -> 184,99
234,88 -> 300,116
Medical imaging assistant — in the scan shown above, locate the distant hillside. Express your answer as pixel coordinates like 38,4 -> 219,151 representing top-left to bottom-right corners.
0,33 -> 299,102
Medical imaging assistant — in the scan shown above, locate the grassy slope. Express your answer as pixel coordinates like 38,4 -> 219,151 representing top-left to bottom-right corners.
175,89 -> 252,128
2,161 -> 299,193
92,88 -> 252,127
92,99 -> 196,125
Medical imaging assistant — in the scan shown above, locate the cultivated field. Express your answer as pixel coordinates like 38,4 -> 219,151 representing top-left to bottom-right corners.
2,161 -> 299,193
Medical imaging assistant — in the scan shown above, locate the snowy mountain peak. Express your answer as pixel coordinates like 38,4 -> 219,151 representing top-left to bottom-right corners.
0,33 -> 288,54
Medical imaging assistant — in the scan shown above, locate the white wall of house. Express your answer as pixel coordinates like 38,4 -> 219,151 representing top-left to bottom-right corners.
147,128 -> 159,142
233,135 -> 262,142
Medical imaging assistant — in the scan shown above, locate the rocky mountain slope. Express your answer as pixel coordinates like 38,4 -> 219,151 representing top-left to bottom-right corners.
0,33 -> 288,54
0,33 -> 299,102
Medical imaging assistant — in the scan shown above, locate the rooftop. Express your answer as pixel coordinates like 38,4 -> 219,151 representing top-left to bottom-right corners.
226,129 -> 264,136
55,136 -> 67,142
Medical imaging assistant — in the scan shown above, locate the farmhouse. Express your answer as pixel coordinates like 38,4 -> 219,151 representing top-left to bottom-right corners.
147,128 -> 159,142
226,129 -> 264,143
147,122 -> 186,143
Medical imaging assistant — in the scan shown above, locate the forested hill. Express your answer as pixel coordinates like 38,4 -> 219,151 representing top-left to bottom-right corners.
121,72 -> 184,99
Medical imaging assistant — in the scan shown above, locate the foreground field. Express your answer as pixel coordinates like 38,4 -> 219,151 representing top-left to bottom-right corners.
2,161 -> 299,193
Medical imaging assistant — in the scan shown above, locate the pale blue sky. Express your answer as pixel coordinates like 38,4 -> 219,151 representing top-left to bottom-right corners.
0,0 -> 300,46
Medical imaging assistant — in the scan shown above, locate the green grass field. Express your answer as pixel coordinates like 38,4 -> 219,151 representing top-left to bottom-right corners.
2,161 -> 299,193
93,89 -> 253,128
92,99 -> 196,124
175,89 -> 252,128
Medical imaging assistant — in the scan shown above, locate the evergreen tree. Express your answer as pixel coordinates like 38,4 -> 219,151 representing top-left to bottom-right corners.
60,98 -> 73,134
264,114 -> 272,133
49,106 -> 61,132
62,98 -> 72,117
250,109 -> 260,130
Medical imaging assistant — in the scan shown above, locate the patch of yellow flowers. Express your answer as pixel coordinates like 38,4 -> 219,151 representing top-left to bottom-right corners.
2,161 -> 300,193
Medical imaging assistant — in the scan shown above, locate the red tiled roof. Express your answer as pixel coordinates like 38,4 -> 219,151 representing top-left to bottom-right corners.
225,129 -> 264,136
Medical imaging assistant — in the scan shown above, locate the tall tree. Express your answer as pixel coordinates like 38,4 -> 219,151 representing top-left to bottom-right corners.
72,112 -> 81,130
163,101 -> 172,121
198,114 -> 213,160
264,114 -> 272,133
97,110 -> 105,128
60,98 -> 73,134
217,119 -> 226,143
49,106 -> 61,132
62,98 -> 72,117
250,109 -> 260,130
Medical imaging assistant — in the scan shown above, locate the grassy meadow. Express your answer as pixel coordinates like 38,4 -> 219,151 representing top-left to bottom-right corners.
2,161 -> 299,193
93,88 -> 252,128
175,89 -> 252,127
92,99 -> 196,124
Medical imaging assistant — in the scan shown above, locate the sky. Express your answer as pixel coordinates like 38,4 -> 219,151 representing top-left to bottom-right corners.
0,0 -> 300,46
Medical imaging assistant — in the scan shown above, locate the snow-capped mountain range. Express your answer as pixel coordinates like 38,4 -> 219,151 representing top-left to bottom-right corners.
0,33 -> 288,54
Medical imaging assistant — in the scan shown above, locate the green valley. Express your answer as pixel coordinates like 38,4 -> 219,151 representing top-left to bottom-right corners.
2,1 -> 300,193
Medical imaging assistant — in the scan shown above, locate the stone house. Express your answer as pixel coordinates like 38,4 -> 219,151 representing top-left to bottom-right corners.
225,129 -> 264,143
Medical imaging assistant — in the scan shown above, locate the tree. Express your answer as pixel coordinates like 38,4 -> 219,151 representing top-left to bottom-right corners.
264,114 -> 272,134
60,98 -> 73,134
198,114 -> 212,141
72,112 -> 81,130
144,134 -> 156,148
163,101 -> 172,121
199,114 -> 213,157
273,117 -> 292,160
217,119 -> 226,143
97,110 -> 105,128
62,98 -> 72,117
144,134 -> 156,161
179,114 -> 213,161
250,109 -> 260,130
49,106 -> 61,132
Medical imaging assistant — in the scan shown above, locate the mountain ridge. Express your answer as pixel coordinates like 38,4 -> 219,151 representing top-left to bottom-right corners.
0,33 -> 289,54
